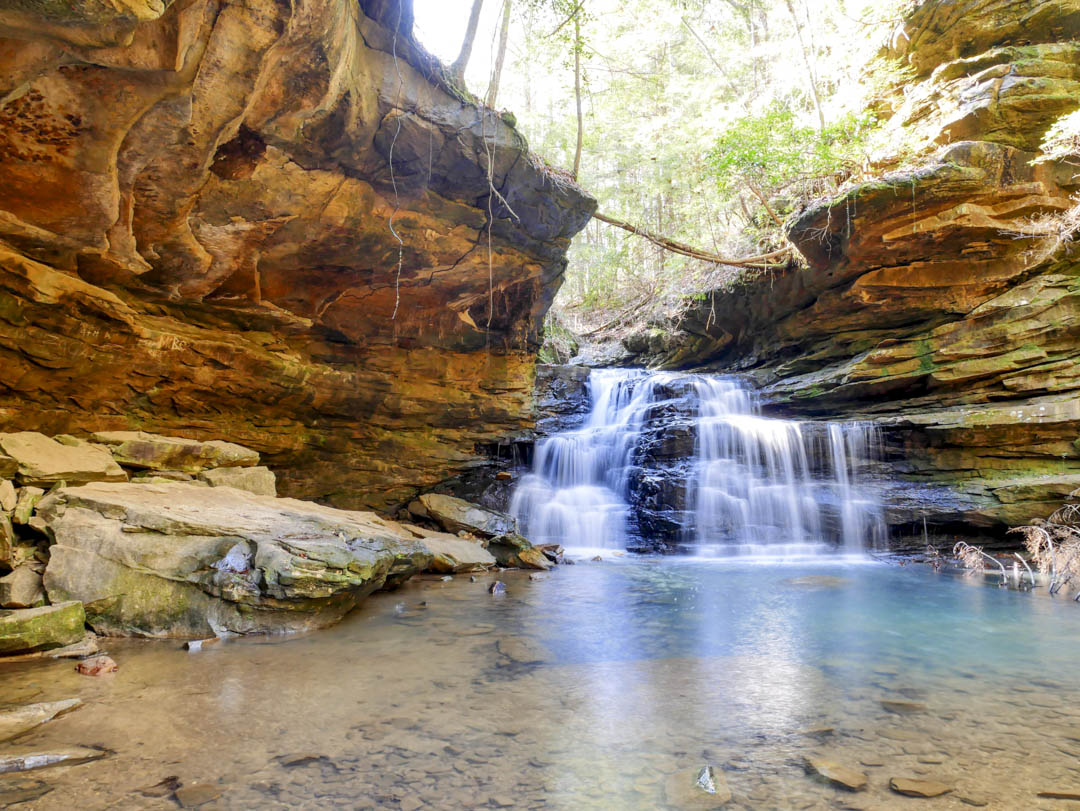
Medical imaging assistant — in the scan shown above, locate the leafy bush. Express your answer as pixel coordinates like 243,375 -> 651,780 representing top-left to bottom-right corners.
707,101 -> 881,201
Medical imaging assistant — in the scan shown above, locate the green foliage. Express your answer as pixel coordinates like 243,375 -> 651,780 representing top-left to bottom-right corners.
708,102 -> 881,198
538,311 -> 580,363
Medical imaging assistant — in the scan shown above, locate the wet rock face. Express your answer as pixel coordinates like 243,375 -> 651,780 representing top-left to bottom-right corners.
627,0 -> 1080,538
0,0 -> 594,511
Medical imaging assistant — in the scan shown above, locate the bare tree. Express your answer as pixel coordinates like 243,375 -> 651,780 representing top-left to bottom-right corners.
572,10 -> 583,178
783,0 -> 825,131
451,0 -> 486,86
486,0 -> 513,108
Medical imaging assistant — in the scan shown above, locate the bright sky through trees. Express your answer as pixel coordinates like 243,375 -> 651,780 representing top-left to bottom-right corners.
412,0 -> 909,334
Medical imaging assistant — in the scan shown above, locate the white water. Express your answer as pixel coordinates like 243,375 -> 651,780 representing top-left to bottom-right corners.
511,369 -> 886,556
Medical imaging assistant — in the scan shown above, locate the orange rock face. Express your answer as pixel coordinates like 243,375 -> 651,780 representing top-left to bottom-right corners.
0,0 -> 595,510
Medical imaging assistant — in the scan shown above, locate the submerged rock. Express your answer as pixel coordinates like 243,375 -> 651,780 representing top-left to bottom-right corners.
0,777 -> 52,805
881,700 -> 927,714
0,602 -> 86,654
784,576 -> 851,589
890,777 -> 953,797
0,699 -> 81,743
1038,790 -> 1080,801
0,433 -> 127,487
664,766 -> 732,808
418,493 -> 518,538
0,746 -> 107,775
38,482 -> 432,637
174,784 -> 223,807
804,757 -> 868,791
75,656 -> 118,676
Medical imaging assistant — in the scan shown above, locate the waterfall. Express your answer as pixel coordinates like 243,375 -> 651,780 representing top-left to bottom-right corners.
511,369 -> 886,556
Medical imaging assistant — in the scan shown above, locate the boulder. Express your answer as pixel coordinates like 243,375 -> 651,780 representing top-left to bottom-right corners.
409,529 -> 496,573
0,567 -> 45,608
0,699 -> 81,743
487,533 -> 549,570
0,480 -> 14,512
0,602 -> 86,654
12,487 -> 43,525
91,431 -> 259,472
197,466 -> 276,496
38,482 -> 432,637
0,433 -> 126,487
0,454 -> 16,480
418,493 -> 517,538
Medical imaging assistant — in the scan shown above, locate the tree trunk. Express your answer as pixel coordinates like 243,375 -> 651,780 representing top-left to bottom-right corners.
593,211 -> 790,267
450,0 -> 485,86
486,0 -> 512,108
572,13 -> 583,180
784,0 -> 824,131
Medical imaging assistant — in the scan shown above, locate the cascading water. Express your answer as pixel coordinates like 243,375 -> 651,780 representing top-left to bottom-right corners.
509,370 -> 651,549
511,369 -> 886,556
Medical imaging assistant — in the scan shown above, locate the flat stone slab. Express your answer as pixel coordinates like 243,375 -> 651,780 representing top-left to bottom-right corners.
890,777 -> 953,797
0,433 -> 126,486
0,699 -> 81,742
92,431 -> 259,472
0,601 -> 85,654
197,465 -> 276,496
39,482 -> 433,637
805,757 -> 868,791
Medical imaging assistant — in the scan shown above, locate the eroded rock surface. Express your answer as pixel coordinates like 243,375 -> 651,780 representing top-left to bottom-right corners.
626,0 -> 1080,539
0,0 -> 594,512
39,482 -> 435,637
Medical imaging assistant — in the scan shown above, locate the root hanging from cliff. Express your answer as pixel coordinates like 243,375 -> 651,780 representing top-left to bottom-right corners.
388,4 -> 406,322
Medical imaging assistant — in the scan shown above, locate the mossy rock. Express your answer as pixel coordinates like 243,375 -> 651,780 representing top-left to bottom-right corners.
0,601 -> 85,654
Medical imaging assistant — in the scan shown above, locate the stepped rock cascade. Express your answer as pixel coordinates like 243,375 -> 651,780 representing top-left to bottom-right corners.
615,0 -> 1080,544
512,370 -> 886,555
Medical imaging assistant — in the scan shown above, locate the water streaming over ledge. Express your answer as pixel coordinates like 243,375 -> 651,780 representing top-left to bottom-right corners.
511,369 -> 886,556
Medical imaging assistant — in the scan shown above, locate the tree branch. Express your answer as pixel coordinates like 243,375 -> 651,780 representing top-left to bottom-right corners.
593,211 -> 790,267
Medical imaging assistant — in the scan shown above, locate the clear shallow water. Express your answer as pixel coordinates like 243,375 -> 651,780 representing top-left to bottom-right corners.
2,559 -> 1080,809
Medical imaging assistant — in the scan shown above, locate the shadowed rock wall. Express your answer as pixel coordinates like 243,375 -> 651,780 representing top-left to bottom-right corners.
0,0 -> 595,510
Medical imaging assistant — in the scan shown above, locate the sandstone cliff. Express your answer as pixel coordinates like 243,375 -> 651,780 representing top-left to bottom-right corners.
0,0 -> 595,511
625,0 -> 1080,539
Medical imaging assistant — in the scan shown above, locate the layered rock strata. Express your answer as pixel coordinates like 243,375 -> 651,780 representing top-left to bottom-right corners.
622,0 -> 1080,538
0,0 -> 594,512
